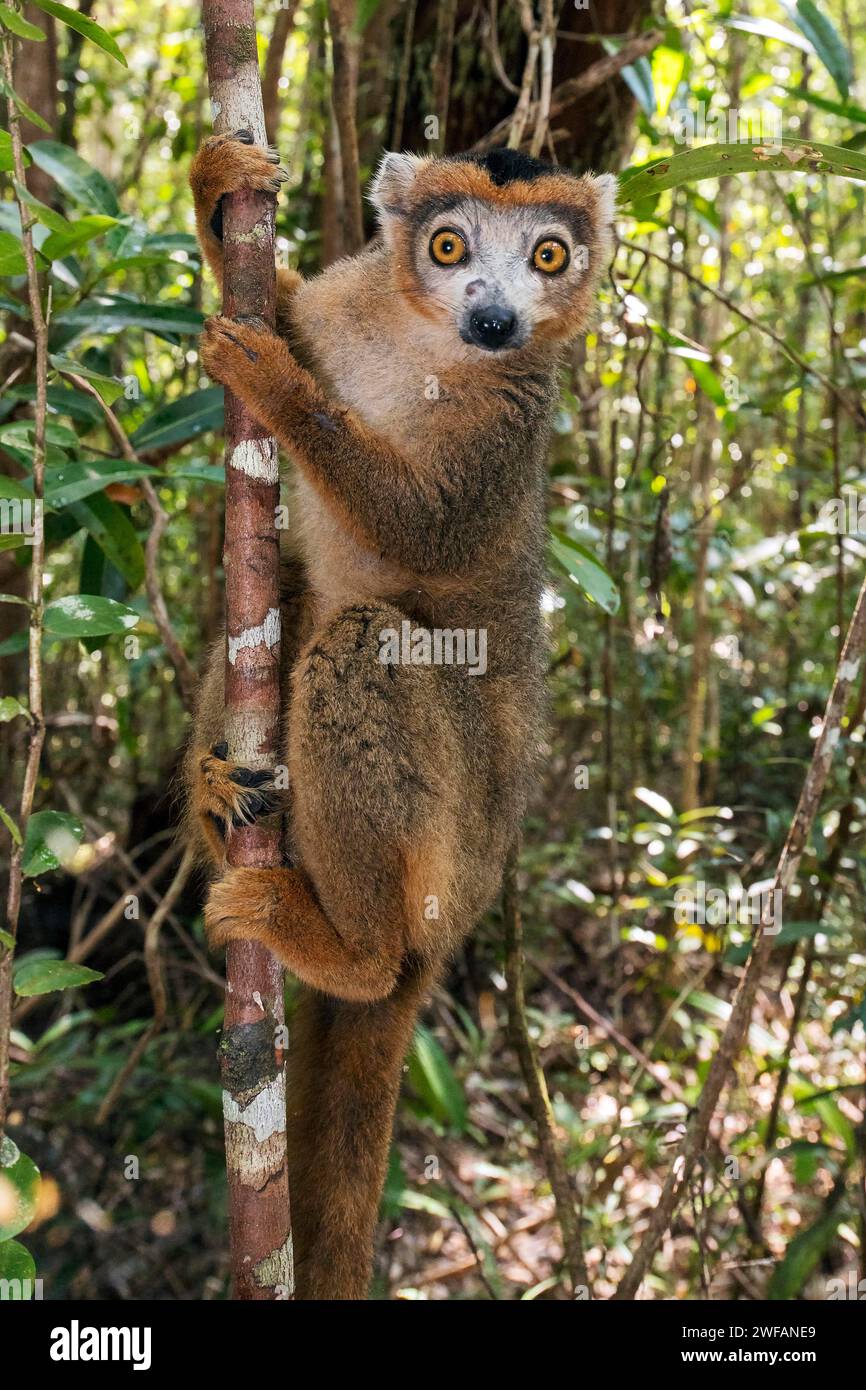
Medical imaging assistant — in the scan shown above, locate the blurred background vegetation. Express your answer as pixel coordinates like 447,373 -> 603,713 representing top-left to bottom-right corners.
1,0 -> 865,1300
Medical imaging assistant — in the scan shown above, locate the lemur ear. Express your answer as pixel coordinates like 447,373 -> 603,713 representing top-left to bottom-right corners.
590,173 -> 618,230
368,151 -> 425,222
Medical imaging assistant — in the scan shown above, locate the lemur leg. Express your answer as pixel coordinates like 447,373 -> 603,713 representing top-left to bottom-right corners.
204,601 -> 461,1298
203,602 -> 461,994
188,130 -> 300,330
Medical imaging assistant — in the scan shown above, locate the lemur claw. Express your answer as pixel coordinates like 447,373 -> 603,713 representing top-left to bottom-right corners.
197,744 -> 282,834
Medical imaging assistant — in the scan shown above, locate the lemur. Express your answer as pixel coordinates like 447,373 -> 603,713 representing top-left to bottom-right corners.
184,132 -> 615,1299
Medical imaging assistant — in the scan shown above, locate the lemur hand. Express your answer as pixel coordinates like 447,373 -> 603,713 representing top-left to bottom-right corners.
199,314 -> 289,387
189,129 -> 287,237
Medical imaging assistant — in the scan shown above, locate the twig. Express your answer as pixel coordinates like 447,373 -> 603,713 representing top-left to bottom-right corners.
502,844 -> 590,1295
0,30 -> 49,1136
508,0 -> 541,151
96,847 -> 195,1124
476,29 -> 663,152
530,0 -> 557,160
12,843 -> 180,1025
614,567 -> 866,1299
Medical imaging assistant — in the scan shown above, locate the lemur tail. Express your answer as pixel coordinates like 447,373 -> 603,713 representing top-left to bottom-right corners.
287,962 -> 432,1299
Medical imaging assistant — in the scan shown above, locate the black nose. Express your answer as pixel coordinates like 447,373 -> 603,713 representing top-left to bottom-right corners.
469,304 -> 517,350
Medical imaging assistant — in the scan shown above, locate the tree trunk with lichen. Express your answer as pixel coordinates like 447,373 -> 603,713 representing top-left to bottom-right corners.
201,0 -> 292,1301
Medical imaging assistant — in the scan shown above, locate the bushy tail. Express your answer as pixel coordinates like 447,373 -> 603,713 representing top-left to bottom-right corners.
287,962 -> 431,1299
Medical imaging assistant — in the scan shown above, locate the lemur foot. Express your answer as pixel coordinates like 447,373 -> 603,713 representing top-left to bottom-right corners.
205,866 -> 277,947
189,130 -> 288,240
195,742 -> 281,843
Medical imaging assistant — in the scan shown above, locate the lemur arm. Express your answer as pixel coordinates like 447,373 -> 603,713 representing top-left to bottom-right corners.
189,132 -> 300,335
199,314 -> 520,574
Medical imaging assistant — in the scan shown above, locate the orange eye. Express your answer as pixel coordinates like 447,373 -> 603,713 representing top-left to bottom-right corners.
430,228 -> 467,266
532,238 -> 569,274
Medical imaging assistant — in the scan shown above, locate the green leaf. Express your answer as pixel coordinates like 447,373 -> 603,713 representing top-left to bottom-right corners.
13,957 -> 103,996
620,56 -> 656,117
634,786 -> 674,820
0,1140 -> 39,1241
0,803 -> 22,845
30,0 -> 127,66
0,696 -> 28,722
0,129 -> 30,173
783,86 -> 866,126
130,386 -> 224,451
45,459 -> 153,509
767,1208 -> 843,1299
0,77 -> 50,131
619,139 -> 866,207
0,474 -> 33,501
43,593 -> 139,638
40,214 -> 118,262
0,1241 -> 37,1298
722,14 -> 815,54
407,1024 -> 467,1131
0,3 -> 45,40
21,809 -> 84,875
651,45 -> 686,118
783,0 -> 852,98
26,140 -> 119,215
165,460 -> 224,485
0,229 -> 26,276
0,928 -> 14,949
11,180 -> 69,232
55,296 -> 205,340
67,492 -> 144,588
549,530 -> 621,615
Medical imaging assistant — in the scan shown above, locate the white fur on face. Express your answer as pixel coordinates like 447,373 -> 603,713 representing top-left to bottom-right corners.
411,199 -> 591,349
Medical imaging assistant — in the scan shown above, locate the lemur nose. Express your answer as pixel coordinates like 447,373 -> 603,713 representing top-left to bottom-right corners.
469,304 -> 517,350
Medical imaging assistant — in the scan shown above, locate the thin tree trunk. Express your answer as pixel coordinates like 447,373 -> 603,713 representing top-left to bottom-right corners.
430,0 -> 458,153
0,30 -> 48,1139
201,0 -> 292,1302
327,0 -> 364,252
615,567 -> 866,1299
262,2 -> 298,144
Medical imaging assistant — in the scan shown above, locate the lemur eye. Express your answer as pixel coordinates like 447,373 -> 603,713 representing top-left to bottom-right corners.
430,228 -> 467,266
532,238 -> 569,275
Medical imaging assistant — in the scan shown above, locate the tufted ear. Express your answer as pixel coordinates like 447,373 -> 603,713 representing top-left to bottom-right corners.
590,172 -> 618,230
368,151 -> 426,236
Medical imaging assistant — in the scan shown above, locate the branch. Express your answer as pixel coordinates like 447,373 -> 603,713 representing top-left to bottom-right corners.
0,29 -> 48,1137
95,846 -> 196,1124
475,29 -> 664,153
202,0 -> 292,1302
502,843 -> 590,1295
614,567 -> 866,1299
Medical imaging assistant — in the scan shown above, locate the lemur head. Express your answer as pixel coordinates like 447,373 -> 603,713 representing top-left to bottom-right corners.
369,147 -> 616,353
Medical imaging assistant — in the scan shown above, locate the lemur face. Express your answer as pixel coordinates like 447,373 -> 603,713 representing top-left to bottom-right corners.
369,149 -> 616,354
